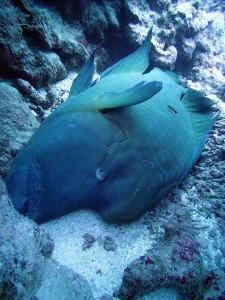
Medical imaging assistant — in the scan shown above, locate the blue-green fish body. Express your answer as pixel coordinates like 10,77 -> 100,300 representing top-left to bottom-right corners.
6,29 -> 219,223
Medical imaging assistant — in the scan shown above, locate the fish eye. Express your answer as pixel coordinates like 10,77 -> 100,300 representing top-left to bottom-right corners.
96,168 -> 107,181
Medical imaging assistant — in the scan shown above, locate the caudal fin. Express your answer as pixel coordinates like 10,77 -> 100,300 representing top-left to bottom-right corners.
182,88 -> 220,168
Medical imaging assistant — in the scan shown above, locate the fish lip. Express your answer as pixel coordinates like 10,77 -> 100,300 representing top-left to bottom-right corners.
8,194 -> 28,215
7,191 -> 31,217
20,200 -> 42,223
6,161 -> 42,222
19,199 -> 29,215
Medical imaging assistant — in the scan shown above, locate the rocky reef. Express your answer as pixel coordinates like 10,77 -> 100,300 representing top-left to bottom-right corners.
0,0 -> 225,299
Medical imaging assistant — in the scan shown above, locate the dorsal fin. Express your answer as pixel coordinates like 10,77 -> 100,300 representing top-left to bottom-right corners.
100,28 -> 153,79
182,88 -> 220,170
94,80 -> 162,110
69,52 -> 96,97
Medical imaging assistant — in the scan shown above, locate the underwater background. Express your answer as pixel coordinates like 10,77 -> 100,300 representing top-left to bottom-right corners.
0,0 -> 225,299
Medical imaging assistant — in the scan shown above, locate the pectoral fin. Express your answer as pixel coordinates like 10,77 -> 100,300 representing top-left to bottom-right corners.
95,80 -> 162,110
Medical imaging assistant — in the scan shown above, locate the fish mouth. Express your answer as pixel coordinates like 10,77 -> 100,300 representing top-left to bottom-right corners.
8,192 -> 29,216
6,165 -> 29,211
6,162 -> 42,222
20,198 -> 28,215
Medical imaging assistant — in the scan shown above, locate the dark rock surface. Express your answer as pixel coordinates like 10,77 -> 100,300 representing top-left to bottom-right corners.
0,178 -> 53,299
0,177 -> 93,300
0,82 -> 39,178
0,0 -> 84,88
82,233 -> 96,251
14,78 -> 52,111
36,260 -> 94,300
103,236 -> 117,252
117,233 -> 203,299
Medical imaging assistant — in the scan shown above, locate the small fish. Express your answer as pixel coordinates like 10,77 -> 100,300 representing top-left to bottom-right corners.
6,27 -> 219,224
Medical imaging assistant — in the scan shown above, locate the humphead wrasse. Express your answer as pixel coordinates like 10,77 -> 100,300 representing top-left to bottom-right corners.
6,28 -> 219,224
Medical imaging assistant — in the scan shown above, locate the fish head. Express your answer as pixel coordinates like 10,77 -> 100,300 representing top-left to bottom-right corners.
6,114 -> 129,223
6,162 -> 42,221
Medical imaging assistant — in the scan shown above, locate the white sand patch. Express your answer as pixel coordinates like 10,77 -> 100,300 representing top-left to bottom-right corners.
41,210 -> 157,299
